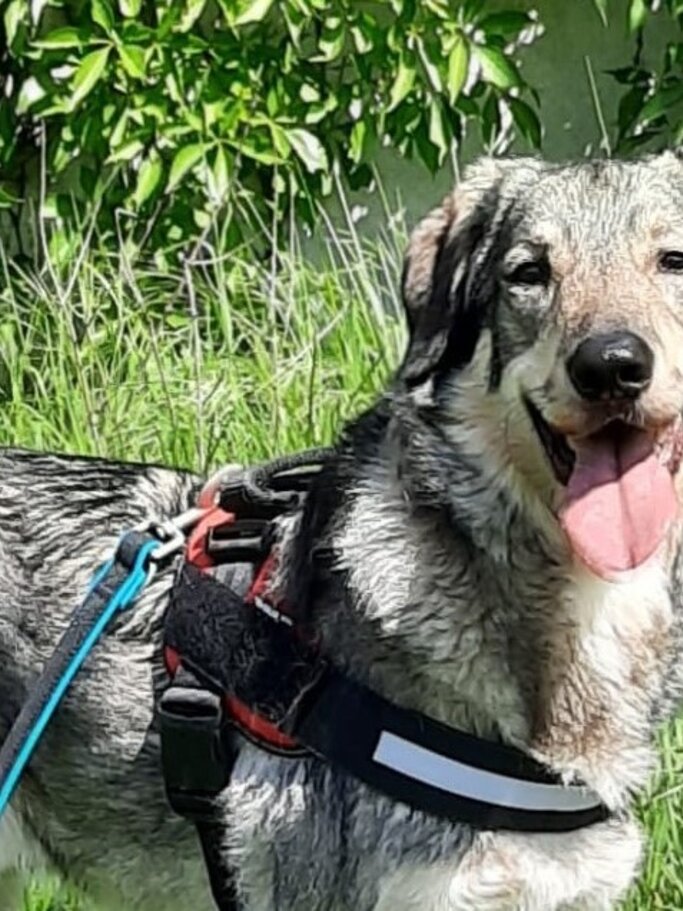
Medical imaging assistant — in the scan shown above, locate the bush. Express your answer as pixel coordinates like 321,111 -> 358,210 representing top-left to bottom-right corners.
0,0 -> 542,255
608,0 -> 683,153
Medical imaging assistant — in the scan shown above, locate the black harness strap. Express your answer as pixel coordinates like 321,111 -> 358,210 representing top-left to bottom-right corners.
158,649 -> 239,908
293,667 -> 609,833
195,820 -> 239,910
164,565 -> 609,837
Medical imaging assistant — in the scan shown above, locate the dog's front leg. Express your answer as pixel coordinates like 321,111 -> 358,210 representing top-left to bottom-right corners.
0,806 -> 49,910
372,824 -> 639,911
372,859 -> 526,911
0,869 -> 27,910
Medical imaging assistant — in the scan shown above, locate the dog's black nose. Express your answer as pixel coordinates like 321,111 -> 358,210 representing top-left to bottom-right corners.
567,331 -> 654,401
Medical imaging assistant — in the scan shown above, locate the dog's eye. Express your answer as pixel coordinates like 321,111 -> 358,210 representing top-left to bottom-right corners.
658,250 -> 683,273
505,259 -> 550,286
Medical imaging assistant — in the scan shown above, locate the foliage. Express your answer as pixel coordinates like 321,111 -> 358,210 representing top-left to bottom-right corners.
0,0 -> 542,255
606,0 -> 683,153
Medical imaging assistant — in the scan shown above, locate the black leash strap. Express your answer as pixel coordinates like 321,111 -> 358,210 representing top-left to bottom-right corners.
0,530 -> 158,811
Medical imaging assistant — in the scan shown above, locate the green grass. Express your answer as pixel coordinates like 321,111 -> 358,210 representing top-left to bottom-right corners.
3,212 -> 683,910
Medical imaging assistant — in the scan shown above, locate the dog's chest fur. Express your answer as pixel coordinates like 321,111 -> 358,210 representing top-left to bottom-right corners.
226,412 -> 679,911
328,454 -> 674,800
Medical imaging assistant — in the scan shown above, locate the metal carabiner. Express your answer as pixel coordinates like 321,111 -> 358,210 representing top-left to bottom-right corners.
137,506 -> 209,566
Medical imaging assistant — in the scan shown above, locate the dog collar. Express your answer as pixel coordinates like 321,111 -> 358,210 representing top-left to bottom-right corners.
160,499 -> 609,835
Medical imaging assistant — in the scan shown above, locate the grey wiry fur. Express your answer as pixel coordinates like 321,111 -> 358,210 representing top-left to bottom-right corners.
4,152 -> 683,910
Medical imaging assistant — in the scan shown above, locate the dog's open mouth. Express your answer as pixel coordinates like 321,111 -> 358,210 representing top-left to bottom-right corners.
525,398 -> 683,578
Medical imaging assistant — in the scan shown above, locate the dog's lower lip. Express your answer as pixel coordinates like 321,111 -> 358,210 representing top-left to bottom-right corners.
524,398 -> 575,485
524,399 -> 683,486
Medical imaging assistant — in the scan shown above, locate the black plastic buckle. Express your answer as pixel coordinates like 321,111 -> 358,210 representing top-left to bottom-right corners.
158,669 -> 234,821
206,518 -> 271,564
219,474 -> 302,519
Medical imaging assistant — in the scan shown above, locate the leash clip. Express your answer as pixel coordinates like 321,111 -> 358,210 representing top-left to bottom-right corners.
137,507 -> 209,566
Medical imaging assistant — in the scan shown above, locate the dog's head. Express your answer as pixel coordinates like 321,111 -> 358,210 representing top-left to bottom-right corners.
400,152 -> 683,579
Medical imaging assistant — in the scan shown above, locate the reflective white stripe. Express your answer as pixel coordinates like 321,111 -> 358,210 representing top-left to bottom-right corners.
372,731 -> 601,813
253,596 -> 294,627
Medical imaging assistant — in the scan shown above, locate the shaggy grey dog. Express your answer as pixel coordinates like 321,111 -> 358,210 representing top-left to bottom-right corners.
2,151 -> 683,910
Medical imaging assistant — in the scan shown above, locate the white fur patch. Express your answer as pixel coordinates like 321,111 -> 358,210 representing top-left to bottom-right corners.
0,806 -> 45,875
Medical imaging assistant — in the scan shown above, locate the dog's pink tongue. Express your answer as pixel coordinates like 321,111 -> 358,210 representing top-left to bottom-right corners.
560,428 -> 677,578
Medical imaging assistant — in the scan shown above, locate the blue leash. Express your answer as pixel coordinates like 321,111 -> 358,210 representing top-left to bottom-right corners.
0,530 -> 163,817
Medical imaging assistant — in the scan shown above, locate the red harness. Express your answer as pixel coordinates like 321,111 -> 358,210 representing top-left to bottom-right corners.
164,505 -> 301,753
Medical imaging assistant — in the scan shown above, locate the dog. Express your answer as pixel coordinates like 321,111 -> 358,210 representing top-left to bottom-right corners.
2,150 -> 683,911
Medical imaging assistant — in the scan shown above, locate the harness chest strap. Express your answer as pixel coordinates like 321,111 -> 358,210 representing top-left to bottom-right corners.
161,512 -> 609,835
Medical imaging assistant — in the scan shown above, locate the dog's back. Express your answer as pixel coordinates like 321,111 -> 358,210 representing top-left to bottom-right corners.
0,449 -> 212,911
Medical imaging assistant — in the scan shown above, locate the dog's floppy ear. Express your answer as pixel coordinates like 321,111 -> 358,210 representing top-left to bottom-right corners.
399,159 -> 510,387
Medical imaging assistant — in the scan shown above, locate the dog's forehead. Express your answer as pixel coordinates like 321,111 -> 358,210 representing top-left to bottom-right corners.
502,158 -> 683,249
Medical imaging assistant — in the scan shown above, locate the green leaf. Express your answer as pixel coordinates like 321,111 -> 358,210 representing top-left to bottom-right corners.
286,127 -> 328,173
167,143 -> 206,191
461,0 -> 485,22
119,44 -> 146,78
236,140 -> 282,164
606,65 -> 648,86
428,97 -> 448,163
303,95 -> 338,124
107,137 -> 144,162
423,0 -> 449,18
481,90 -> 500,146
628,0 -> 649,31
4,0 -> 24,49
282,5 -> 304,46
166,313 -> 190,329
269,122 -> 291,158
110,110 -> 128,147
41,194 -> 59,219
446,37 -> 469,104
478,11 -> 531,35
509,97 -> 541,148
179,0 -> 207,32
234,0 -> 274,26
210,146 -> 230,198
70,47 -> 110,109
417,38 -> 443,92
414,116 -> 439,173
591,0 -> 608,26
33,27 -> 93,49
639,83 -> 683,124
91,0 -> 114,32
474,46 -> 521,90
388,55 -> 416,111
317,21 -> 345,61
16,76 -> 46,114
351,24 -> 372,54
133,152 -> 163,205
203,99 -> 225,128
300,84 -> 321,103
617,85 -> 647,135
349,120 -> 366,164
0,186 -> 20,208
119,0 -> 141,15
